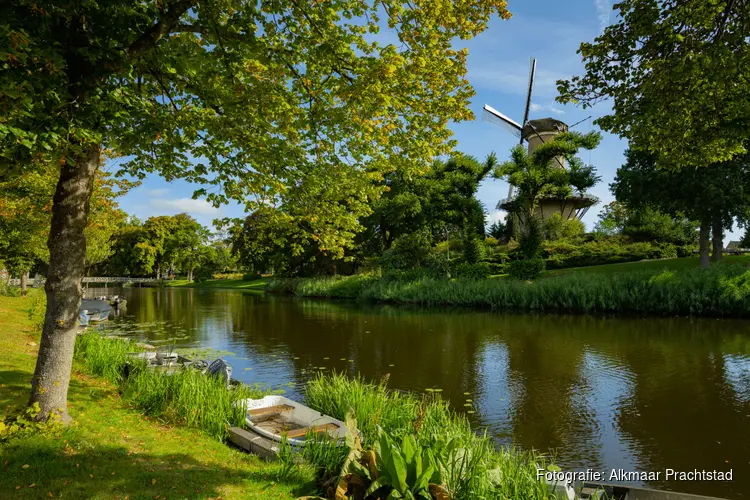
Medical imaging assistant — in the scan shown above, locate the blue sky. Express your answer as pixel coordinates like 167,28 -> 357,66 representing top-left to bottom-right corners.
106,0 -> 743,242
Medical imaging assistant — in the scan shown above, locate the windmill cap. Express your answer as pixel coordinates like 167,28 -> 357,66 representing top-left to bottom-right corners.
522,118 -> 568,138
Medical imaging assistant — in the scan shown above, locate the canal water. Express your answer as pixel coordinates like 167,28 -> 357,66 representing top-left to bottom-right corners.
93,287 -> 750,499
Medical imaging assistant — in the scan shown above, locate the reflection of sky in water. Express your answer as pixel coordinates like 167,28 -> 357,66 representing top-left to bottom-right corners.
91,287 -> 750,499
724,353 -> 750,405
578,350 -> 638,476
476,343 -> 513,442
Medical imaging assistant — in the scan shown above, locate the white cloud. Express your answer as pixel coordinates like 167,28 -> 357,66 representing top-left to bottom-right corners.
150,198 -> 221,216
530,102 -> 566,116
147,188 -> 169,196
594,0 -> 611,32
468,65 -> 569,99
486,210 -> 507,225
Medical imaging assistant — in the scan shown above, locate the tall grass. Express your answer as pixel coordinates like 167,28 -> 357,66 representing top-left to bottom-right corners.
74,332 -> 266,441
74,333 -> 140,384
269,263 -> 750,317
123,366 -> 262,441
305,373 -> 553,500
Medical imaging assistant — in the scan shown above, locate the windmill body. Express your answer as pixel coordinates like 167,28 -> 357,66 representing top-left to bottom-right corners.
482,59 -> 595,230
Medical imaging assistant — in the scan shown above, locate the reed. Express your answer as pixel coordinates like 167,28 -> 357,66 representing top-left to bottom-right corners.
270,263 -> 750,317
123,366 -> 262,441
74,333 -> 266,441
74,332 -> 139,384
305,373 -> 553,500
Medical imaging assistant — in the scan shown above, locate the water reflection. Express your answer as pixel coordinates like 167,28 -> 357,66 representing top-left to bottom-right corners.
90,287 -> 750,499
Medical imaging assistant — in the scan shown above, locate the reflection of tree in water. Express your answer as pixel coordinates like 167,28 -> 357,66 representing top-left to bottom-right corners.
612,329 -> 750,498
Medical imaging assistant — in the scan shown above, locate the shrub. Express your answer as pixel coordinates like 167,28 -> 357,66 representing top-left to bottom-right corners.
508,259 -> 546,281
0,281 -> 21,297
242,272 -> 263,281
381,230 -> 432,271
543,239 -> 678,270
462,236 -> 485,264
453,262 -> 491,280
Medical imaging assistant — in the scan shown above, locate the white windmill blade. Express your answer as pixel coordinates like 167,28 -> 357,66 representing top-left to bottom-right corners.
482,104 -> 522,139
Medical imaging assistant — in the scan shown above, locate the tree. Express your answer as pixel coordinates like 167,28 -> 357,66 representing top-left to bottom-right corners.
3,0 -> 510,421
494,131 -> 601,257
611,149 -> 750,267
594,201 -> 697,246
166,214 -> 210,280
487,220 -> 506,240
0,163 -> 130,290
557,0 -> 750,168
360,153 -> 496,257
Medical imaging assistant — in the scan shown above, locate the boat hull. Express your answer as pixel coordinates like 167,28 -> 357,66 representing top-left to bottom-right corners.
242,395 -> 349,448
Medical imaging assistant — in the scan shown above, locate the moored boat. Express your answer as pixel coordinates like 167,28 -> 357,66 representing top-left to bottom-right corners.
80,299 -> 112,323
242,395 -> 350,449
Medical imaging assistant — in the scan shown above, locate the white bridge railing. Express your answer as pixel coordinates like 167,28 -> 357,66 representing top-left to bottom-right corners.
7,276 -> 161,286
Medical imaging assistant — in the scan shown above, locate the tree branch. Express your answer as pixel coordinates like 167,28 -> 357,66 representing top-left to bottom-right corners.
126,0 -> 199,58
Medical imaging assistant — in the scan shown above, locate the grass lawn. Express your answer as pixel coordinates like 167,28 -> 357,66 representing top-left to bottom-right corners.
0,292 -> 309,499
544,254 -> 750,276
165,278 -> 270,290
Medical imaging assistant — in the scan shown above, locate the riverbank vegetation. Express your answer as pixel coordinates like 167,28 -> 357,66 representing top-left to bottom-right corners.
269,261 -> 750,317
0,293 -> 310,498
305,373 -> 554,500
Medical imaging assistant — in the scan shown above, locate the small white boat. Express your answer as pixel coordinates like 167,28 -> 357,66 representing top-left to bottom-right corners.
242,395 -> 350,449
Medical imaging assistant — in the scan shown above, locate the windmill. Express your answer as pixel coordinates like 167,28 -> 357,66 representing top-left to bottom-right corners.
481,58 -> 595,224
482,57 -> 537,201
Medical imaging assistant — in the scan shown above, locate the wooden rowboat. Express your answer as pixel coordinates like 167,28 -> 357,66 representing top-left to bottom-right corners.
241,395 -> 349,449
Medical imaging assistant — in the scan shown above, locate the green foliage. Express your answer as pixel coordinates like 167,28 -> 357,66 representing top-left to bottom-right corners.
73,333 -> 264,441
611,150 -> 750,249
274,263 -> 750,317
557,0 -> 750,167
494,131 -> 601,224
242,272 -> 263,282
0,281 -> 21,297
519,218 -> 544,259
27,293 -> 46,330
74,333 -> 141,384
306,373 -> 553,500
542,213 -> 585,241
452,262 -> 491,280
358,430 -> 441,500
487,221 -> 506,240
544,240 -> 678,270
507,259 -> 546,281
381,230 -> 433,272
462,235 -> 485,264
0,403 -> 64,443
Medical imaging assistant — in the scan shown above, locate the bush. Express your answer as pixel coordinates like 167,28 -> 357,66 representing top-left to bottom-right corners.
543,239 -> 678,270
453,262 -> 491,280
381,229 -> 432,271
543,213 -> 585,241
462,236 -> 485,264
242,272 -> 263,281
507,258 -> 546,281
0,281 -> 21,297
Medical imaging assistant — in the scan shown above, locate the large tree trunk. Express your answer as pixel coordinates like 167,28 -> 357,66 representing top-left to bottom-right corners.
187,267 -> 193,281
30,145 -> 99,423
711,216 -> 723,262
699,218 -> 710,268
20,271 -> 29,296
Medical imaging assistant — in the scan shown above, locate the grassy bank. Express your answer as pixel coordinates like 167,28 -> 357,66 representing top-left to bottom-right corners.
268,261 -> 750,317
165,277 -> 269,290
305,373 -> 553,500
0,293 -> 309,499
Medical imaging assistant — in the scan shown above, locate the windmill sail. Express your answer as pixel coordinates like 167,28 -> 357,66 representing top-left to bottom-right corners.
482,104 -> 522,138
